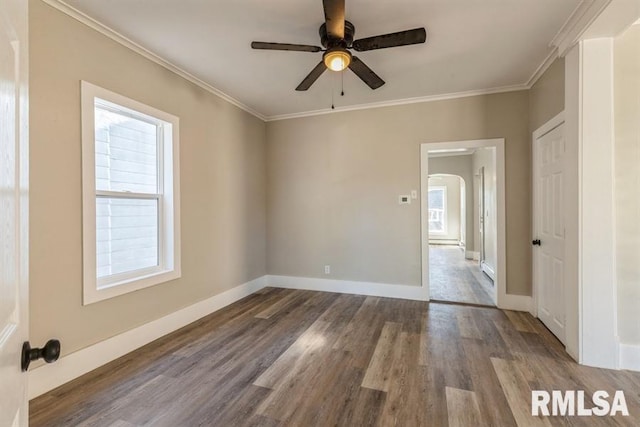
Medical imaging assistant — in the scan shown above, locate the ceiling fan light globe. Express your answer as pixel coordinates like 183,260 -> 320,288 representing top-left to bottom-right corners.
328,56 -> 346,71
323,49 -> 351,72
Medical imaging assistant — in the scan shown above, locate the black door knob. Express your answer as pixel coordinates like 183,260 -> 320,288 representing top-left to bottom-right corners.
21,339 -> 61,372
532,239 -> 541,246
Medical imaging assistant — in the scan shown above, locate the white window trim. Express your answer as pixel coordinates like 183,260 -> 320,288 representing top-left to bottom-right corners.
428,185 -> 447,235
81,81 -> 181,305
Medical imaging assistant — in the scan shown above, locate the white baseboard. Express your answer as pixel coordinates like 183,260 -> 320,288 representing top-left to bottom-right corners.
566,346 -> 579,362
481,261 -> 496,281
268,275 -> 533,314
429,239 -> 460,246
28,272 -> 633,400
619,342 -> 640,371
267,275 -> 427,301
465,251 -> 479,260
28,276 -> 267,399
498,293 -> 533,313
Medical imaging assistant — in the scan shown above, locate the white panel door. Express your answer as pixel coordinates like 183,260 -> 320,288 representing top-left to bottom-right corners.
0,0 -> 29,425
534,123 -> 566,343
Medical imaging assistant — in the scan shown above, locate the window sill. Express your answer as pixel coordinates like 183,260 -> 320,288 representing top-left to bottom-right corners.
83,268 -> 181,305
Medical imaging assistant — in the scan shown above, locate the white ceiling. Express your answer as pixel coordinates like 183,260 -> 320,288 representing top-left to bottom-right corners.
61,0 -> 582,119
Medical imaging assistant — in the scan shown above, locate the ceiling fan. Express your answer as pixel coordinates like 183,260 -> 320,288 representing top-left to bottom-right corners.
251,0 -> 427,91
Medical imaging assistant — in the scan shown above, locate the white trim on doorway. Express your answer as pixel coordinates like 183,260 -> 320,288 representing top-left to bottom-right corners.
619,342 -> 640,371
532,112 -> 565,142
419,139 -> 520,310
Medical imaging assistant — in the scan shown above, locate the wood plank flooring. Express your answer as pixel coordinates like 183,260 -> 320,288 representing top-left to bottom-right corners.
429,245 -> 495,306
30,288 -> 640,426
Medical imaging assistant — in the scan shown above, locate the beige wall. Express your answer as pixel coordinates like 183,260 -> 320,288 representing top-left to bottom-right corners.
614,24 -> 640,345
428,155 -> 474,250
29,1 -> 267,355
427,175 -> 461,242
267,91 -> 531,295
529,57 -> 565,133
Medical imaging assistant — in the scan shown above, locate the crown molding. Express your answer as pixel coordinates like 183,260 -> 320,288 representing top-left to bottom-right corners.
522,0 -> 613,88
550,0 -> 612,57
41,0 -> 266,121
41,0 -> 610,123
264,84 -> 528,121
526,47 -> 560,88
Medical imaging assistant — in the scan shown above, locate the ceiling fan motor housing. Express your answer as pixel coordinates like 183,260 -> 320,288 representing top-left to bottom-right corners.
320,20 -> 355,48
250,0 -> 427,91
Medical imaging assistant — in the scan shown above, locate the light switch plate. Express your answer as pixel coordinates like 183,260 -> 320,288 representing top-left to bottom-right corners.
411,190 -> 418,199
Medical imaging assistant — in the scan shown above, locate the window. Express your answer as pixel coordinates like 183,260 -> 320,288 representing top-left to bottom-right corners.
428,186 -> 447,233
82,81 -> 180,304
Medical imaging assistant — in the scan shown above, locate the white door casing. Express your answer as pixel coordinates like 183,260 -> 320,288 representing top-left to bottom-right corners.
534,121 -> 566,344
0,0 -> 29,425
459,178 -> 466,248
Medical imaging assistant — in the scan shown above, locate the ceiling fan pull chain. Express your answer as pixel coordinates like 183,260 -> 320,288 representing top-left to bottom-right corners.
341,69 -> 345,96
331,74 -> 335,109
332,69 -> 341,109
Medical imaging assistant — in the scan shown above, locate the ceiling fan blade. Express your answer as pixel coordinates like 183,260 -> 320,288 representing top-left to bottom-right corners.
296,61 -> 327,91
251,42 -> 322,52
323,0 -> 345,40
352,28 -> 426,51
348,56 -> 385,90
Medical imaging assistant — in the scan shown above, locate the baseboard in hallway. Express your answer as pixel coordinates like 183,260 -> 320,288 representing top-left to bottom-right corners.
429,298 -> 499,310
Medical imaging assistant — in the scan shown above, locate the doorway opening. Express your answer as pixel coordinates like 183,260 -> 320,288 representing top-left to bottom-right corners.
427,172 -> 494,306
420,139 -> 506,307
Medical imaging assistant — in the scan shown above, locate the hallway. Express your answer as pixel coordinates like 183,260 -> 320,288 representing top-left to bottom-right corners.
429,245 -> 495,306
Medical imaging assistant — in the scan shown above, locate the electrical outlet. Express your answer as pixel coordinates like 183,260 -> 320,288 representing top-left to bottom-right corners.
324,265 -> 331,275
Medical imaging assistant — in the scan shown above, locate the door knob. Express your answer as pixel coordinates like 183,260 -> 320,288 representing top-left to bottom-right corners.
21,339 -> 61,372
532,239 -> 541,246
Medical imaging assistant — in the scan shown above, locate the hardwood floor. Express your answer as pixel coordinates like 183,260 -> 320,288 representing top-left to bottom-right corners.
30,288 -> 640,426
429,245 -> 495,306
